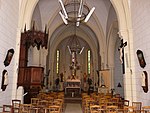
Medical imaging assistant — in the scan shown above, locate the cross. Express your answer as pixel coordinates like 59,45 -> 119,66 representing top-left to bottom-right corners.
118,39 -> 127,74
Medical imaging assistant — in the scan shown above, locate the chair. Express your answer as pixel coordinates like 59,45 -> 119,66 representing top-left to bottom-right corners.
132,102 -> 142,113
84,98 -> 95,113
48,105 -> 61,113
90,105 -> 101,113
110,98 -> 119,106
114,94 -> 120,98
123,100 -> 129,106
39,100 -> 49,107
2,105 -> 12,113
19,104 -> 32,113
12,99 -> 21,113
106,105 -> 118,113
124,106 -> 136,113
142,106 -> 150,113
31,98 -> 39,107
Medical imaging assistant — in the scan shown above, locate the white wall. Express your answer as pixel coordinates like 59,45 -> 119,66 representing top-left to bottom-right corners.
114,38 -> 124,97
0,0 -> 19,105
131,0 -> 150,105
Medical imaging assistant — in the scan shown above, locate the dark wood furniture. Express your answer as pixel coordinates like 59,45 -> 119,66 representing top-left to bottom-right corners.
2,105 -> 12,113
12,99 -> 21,113
17,25 -> 48,103
17,66 -> 44,87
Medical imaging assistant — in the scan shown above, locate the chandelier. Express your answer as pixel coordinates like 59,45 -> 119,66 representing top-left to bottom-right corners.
58,0 -> 95,26
67,26 -> 84,78
67,34 -> 84,54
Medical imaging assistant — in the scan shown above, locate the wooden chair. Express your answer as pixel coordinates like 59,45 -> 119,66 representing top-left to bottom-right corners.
124,106 -> 136,113
31,98 -> 39,107
55,99 -> 64,112
12,99 -> 21,113
90,105 -> 101,113
2,105 -> 12,113
142,106 -> 150,113
132,102 -> 142,113
48,105 -> 61,113
110,98 -> 119,106
84,98 -> 95,113
114,94 -> 120,98
19,104 -> 32,113
38,100 -> 49,107
106,105 -> 118,113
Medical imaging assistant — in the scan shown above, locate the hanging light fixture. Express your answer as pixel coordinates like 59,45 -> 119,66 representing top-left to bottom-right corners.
58,0 -> 95,26
67,22 -> 84,55
67,34 -> 82,54
67,23 -> 84,77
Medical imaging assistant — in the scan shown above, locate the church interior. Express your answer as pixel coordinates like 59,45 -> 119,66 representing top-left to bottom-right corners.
0,0 -> 150,112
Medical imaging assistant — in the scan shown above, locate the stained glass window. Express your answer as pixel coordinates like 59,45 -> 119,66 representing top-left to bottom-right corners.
87,50 -> 91,74
56,50 -> 60,74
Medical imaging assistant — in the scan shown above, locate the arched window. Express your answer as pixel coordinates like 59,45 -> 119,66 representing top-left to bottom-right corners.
56,50 -> 60,74
87,50 -> 91,75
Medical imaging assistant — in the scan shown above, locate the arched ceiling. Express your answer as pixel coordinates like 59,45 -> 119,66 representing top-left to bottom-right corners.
32,0 -> 117,45
31,0 -> 118,65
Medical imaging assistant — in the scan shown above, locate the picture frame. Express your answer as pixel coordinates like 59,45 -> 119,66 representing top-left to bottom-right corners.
4,49 -> 14,67
1,70 -> 8,91
136,50 -> 146,68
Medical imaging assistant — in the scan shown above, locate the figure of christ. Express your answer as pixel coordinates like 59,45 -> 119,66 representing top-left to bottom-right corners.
71,51 -> 76,64
118,39 -> 127,74
71,51 -> 77,78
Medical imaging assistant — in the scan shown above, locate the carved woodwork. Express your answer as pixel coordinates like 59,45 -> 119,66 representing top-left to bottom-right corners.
17,66 -> 44,88
19,25 -> 48,67
17,25 -> 48,103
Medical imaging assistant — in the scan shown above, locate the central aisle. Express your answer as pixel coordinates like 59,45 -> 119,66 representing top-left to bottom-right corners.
65,103 -> 82,113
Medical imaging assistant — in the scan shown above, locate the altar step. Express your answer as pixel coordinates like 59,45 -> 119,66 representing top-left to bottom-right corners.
65,93 -> 82,103
65,97 -> 82,103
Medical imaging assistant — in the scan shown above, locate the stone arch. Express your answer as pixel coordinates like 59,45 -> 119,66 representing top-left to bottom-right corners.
47,23 -> 100,87
18,0 -> 133,100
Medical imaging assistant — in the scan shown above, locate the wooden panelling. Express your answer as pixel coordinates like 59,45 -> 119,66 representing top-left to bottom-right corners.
17,66 -> 44,88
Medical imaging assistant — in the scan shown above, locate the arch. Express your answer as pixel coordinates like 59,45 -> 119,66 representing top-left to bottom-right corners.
19,0 -> 39,30
18,0 -> 133,100
47,23 -> 100,86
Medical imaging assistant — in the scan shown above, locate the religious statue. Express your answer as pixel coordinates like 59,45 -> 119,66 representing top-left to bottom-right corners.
83,73 -> 87,90
70,51 -> 80,79
141,71 -> 148,93
55,76 -> 60,92
60,73 -> 64,82
1,70 -> 9,91
118,39 -> 127,74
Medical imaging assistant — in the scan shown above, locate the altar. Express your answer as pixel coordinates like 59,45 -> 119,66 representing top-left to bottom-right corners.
65,79 -> 81,97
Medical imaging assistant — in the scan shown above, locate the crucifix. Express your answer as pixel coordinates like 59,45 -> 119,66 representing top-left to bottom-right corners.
118,39 -> 127,74
69,50 -> 78,79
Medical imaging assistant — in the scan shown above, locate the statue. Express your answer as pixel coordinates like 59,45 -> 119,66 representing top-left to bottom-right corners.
1,70 -> 8,91
60,73 -> 64,82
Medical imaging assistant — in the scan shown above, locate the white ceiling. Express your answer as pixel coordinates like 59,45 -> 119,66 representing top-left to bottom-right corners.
32,0 -> 117,51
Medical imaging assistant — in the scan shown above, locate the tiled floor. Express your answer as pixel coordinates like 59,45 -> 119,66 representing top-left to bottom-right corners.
65,103 -> 82,113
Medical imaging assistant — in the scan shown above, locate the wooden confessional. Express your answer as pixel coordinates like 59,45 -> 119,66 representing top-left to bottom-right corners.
17,25 -> 48,103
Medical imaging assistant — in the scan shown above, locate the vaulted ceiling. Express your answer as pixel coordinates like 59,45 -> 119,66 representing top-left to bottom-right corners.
31,0 -> 117,53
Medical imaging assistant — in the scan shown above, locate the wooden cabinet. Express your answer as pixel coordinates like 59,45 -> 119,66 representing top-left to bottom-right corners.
17,66 -> 44,88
